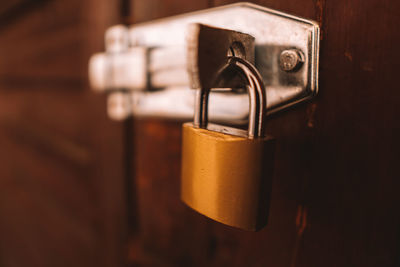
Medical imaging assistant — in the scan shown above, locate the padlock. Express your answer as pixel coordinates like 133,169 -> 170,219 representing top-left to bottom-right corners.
181,56 -> 275,231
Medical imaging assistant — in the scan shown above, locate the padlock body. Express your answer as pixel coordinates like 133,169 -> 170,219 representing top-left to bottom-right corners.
181,123 -> 275,231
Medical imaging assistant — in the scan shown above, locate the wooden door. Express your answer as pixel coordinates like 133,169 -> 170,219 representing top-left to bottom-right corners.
1,0 -> 398,266
126,0 -> 400,266
0,0 -> 127,266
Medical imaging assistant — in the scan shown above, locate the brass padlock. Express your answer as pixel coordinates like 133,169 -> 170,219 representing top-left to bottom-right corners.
181,56 -> 275,231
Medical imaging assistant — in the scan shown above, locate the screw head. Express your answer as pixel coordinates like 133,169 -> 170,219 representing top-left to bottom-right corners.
279,49 -> 304,72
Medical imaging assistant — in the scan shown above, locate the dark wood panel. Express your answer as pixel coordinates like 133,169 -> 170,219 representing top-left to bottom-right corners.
127,0 -> 400,266
0,0 -> 128,266
0,0 -> 85,82
294,0 -> 400,265
0,0 -> 44,22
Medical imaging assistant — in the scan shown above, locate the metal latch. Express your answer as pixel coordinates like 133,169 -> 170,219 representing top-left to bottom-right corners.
89,2 -> 320,122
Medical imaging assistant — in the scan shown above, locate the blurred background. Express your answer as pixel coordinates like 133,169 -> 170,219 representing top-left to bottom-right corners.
0,0 -> 399,267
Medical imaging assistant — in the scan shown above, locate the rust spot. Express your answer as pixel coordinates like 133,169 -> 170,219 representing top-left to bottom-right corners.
295,205 -> 302,226
295,205 -> 308,236
306,103 -> 317,128
361,62 -> 374,72
291,205 -> 309,267
344,51 -> 353,62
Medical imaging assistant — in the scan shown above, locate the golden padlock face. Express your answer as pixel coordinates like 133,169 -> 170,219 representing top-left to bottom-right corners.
181,123 -> 275,231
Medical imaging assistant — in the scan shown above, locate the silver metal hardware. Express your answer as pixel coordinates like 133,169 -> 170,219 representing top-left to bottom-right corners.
107,92 -> 132,121
279,49 -> 304,72
89,2 -> 320,122
195,56 -> 266,138
187,23 -> 255,90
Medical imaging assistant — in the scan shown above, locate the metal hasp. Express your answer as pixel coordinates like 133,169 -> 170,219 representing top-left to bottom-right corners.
89,2 -> 320,121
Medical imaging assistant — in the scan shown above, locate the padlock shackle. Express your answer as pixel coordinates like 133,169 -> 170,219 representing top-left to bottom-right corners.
193,56 -> 266,138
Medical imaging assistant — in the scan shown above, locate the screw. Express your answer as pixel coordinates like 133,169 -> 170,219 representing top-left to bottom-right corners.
279,49 -> 304,72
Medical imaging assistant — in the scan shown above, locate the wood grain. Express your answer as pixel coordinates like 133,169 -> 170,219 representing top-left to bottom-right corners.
0,0 -> 127,266
127,0 -> 400,266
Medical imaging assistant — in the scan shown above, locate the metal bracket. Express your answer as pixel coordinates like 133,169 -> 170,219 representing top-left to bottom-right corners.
89,2 -> 319,122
